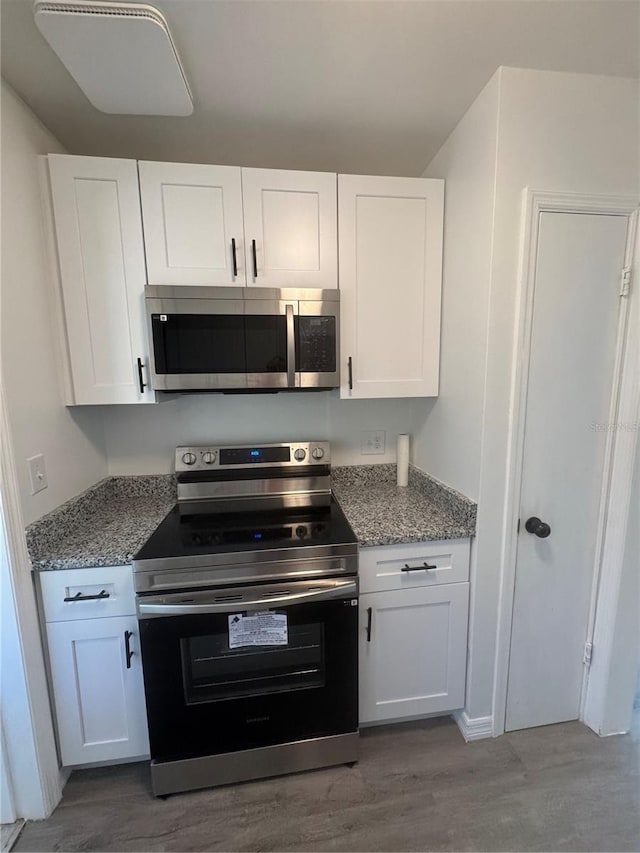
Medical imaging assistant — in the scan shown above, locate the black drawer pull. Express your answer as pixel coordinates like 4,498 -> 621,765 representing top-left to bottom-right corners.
64,590 -> 110,602
402,562 -> 437,573
366,606 -> 373,642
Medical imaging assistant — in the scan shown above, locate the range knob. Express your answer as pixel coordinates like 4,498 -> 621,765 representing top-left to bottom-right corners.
201,451 -> 216,465
311,446 -> 325,460
296,525 -> 308,538
294,448 -> 307,462
181,451 -> 197,466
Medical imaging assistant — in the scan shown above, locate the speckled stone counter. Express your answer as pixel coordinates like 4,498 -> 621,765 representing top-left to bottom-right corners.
26,476 -> 176,571
27,464 -> 476,570
332,464 -> 476,547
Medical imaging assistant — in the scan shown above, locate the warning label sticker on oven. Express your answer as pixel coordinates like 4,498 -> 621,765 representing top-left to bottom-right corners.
228,611 -> 288,648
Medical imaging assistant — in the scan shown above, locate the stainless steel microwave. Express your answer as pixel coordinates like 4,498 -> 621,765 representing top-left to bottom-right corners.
145,286 -> 340,392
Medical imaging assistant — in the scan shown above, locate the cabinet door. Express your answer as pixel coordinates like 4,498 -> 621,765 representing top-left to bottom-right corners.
139,161 -> 245,286
46,616 -> 149,766
359,583 -> 468,725
241,168 -> 337,288
48,154 -> 153,404
339,175 -> 444,398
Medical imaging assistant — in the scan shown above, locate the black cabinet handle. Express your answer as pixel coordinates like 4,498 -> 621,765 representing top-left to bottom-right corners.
402,562 -> 437,573
124,630 -> 134,669
136,358 -> 147,394
231,238 -> 238,278
366,607 -> 373,642
251,239 -> 258,279
348,356 -> 353,391
525,516 -> 551,538
64,589 -> 110,602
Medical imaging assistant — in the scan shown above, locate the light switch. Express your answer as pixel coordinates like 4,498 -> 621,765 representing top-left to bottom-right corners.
27,454 -> 48,494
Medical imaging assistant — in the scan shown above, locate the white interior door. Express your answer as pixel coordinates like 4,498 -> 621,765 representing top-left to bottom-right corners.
506,211 -> 630,732
139,161 -> 245,286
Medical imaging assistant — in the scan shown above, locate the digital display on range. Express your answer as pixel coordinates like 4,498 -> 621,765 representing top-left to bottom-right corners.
219,446 -> 291,465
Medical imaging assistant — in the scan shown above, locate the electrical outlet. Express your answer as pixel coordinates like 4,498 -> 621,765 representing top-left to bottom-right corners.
27,454 -> 48,494
360,430 -> 386,455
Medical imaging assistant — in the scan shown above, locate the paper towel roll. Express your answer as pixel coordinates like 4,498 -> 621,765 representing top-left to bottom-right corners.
397,434 -> 410,487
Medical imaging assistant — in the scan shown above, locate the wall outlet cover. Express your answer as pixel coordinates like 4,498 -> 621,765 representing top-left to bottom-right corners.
361,430 -> 386,455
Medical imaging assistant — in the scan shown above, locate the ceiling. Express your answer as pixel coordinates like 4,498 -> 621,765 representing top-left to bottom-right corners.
2,0 -> 639,176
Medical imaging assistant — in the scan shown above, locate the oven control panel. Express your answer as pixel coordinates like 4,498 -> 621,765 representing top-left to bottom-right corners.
175,441 -> 331,472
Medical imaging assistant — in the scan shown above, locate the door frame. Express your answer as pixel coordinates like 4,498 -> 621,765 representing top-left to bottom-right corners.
0,383 -> 65,818
492,189 -> 639,737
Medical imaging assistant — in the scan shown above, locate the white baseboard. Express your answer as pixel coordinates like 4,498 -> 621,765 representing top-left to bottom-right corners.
454,710 -> 494,741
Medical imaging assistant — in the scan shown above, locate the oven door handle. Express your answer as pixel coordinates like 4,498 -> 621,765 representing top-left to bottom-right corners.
137,581 -> 358,617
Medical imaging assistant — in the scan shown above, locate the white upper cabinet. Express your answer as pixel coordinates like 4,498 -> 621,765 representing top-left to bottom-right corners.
241,168 -> 338,288
48,154 -> 153,404
139,161 -> 246,286
338,175 -> 444,398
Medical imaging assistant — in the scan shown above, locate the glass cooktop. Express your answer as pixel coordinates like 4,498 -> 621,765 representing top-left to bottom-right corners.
134,497 -> 357,563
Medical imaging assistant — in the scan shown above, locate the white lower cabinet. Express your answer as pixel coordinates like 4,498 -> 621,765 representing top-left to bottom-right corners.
39,567 -> 149,767
358,541 -> 470,726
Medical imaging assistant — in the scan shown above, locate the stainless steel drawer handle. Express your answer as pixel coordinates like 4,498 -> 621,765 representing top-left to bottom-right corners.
64,590 -> 110,602
401,562 -> 437,573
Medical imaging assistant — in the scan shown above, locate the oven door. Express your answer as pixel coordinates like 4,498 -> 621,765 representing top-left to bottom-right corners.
137,578 -> 358,763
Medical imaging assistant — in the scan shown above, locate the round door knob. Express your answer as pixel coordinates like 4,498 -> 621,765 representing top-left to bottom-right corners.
294,448 -> 306,461
201,451 -> 216,465
525,516 -> 551,538
181,452 -> 197,466
311,447 -> 325,460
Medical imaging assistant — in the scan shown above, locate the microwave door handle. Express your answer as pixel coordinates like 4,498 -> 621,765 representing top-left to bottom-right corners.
137,581 -> 358,617
286,304 -> 295,388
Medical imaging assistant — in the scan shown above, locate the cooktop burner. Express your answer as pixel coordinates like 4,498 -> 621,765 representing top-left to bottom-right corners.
134,498 -> 356,563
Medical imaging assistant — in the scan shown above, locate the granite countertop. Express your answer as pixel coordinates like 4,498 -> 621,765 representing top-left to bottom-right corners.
332,464 -> 476,547
26,476 -> 176,571
26,465 -> 476,571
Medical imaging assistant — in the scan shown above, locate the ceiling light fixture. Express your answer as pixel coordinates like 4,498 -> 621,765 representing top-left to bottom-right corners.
33,0 -> 193,116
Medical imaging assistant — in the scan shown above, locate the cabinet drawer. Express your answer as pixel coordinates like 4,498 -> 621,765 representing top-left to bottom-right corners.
359,539 -> 470,593
39,565 -> 136,622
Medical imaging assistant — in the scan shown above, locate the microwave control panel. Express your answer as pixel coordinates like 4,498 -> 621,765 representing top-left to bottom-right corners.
296,317 -> 337,373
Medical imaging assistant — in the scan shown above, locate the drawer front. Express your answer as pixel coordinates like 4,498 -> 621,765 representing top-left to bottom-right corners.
39,565 -> 136,622
359,539 -> 470,594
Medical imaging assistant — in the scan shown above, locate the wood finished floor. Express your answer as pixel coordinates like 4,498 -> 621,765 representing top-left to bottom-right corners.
15,718 -> 640,853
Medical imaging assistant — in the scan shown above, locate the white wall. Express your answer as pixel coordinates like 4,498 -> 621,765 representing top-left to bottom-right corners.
104,392 -> 413,474
1,81 -> 108,524
599,445 -> 639,734
420,67 -> 640,725
411,71 -> 500,500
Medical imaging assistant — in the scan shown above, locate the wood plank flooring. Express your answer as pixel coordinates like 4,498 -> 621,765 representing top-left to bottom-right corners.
14,718 -> 640,852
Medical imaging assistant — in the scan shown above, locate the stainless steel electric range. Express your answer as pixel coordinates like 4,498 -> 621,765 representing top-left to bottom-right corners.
133,441 -> 359,797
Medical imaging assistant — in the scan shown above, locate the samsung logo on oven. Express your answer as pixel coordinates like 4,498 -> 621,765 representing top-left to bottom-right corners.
246,716 -> 270,724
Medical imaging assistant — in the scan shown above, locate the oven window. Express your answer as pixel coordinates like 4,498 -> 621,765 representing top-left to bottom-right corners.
180,622 -> 325,704
152,314 -> 287,374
